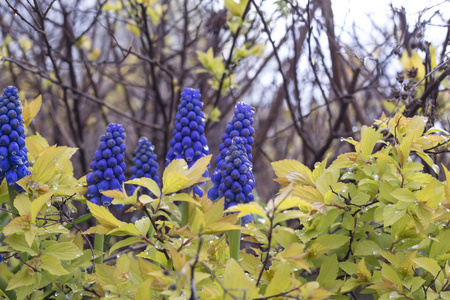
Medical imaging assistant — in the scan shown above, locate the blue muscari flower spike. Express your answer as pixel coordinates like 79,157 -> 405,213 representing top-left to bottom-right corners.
166,88 -> 209,196
0,86 -> 31,192
210,136 -> 254,224
85,123 -> 126,209
208,103 -> 255,215
130,137 -> 160,195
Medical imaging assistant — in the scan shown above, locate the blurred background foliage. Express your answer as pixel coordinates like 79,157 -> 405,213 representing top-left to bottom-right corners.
0,0 -> 449,202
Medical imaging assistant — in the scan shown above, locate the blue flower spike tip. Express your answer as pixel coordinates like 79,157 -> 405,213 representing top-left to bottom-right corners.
85,123 -> 126,209
130,137 -> 160,196
0,86 -> 31,192
208,103 -> 255,223
166,88 -> 209,197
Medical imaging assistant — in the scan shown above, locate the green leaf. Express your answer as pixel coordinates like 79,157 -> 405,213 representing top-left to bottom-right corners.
6,266 -> 36,290
356,126 -> 383,158
135,217 -> 151,236
381,263 -> 403,292
317,254 -> 339,285
109,237 -> 142,255
265,262 -> 291,297
224,0 -> 248,17
14,194 -> 31,216
40,255 -> 69,275
391,188 -> 416,202
412,257 -> 441,277
42,242 -> 83,260
354,240 -> 382,256
4,235 -> 38,256
312,234 -> 350,250
223,258 -> 258,299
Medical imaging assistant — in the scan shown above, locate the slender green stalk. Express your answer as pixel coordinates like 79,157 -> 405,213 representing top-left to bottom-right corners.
228,219 -> 241,261
94,221 -> 104,266
0,274 -> 16,300
181,202 -> 189,227
8,185 -> 18,216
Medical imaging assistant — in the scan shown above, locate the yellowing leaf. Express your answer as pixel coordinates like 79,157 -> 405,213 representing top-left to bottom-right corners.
162,159 -> 189,194
356,126 -> 383,158
224,0 -> 248,17
265,262 -> 291,296
87,201 -> 123,229
14,194 -> 31,216
272,159 -> 315,186
356,258 -> 371,281
30,192 -> 55,222
223,258 -> 258,299
204,198 -> 224,225
23,95 -> 42,127
126,178 -> 161,198
184,154 -> 211,184
226,202 -> 267,219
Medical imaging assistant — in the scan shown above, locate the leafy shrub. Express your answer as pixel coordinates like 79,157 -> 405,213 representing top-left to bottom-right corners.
0,83 -> 450,300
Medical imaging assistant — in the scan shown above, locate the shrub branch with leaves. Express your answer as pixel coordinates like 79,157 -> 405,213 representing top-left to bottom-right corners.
1,81 -> 450,300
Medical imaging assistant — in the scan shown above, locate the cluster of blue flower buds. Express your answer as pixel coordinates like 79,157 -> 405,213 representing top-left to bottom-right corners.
208,103 -> 255,204
212,137 -> 254,224
85,123 -> 126,207
0,86 -> 31,191
130,137 -> 160,195
166,88 -> 209,196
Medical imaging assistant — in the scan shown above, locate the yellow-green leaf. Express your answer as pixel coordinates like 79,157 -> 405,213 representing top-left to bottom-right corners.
23,95 -> 42,127
40,255 -> 69,275
86,201 -> 122,229
265,262 -> 291,296
126,178 -> 161,198
42,242 -> 83,260
30,192 -> 55,222
412,257 -> 441,277
14,194 -> 31,216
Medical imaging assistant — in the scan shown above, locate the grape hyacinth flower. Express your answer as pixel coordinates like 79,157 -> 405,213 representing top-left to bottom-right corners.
85,123 -> 126,208
208,103 -> 255,217
130,137 -> 160,195
166,88 -> 209,196
210,137 -> 254,224
0,86 -> 31,192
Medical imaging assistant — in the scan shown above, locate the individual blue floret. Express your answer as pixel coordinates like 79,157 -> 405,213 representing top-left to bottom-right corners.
85,123 -> 126,209
130,137 -> 160,196
0,86 -> 31,192
166,88 -> 209,197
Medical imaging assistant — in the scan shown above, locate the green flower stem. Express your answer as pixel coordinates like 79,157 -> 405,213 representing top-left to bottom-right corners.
94,221 -> 104,266
8,185 -> 18,216
0,274 -> 16,300
228,219 -> 241,261
181,201 -> 189,227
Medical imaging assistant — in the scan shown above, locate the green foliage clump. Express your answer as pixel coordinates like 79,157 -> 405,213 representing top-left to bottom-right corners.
1,95 -> 450,300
